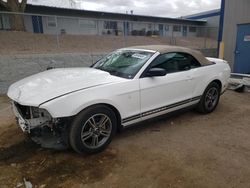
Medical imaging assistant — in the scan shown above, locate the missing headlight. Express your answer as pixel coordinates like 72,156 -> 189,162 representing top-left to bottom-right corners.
30,107 -> 40,118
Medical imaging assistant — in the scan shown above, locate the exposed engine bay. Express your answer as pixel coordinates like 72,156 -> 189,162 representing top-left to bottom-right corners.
12,101 -> 70,150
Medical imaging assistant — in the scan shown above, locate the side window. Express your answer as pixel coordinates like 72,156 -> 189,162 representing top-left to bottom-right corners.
177,53 -> 201,70
150,53 -> 179,73
150,52 -> 201,73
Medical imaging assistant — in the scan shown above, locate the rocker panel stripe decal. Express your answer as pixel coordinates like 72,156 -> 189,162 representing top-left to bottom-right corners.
122,96 -> 201,123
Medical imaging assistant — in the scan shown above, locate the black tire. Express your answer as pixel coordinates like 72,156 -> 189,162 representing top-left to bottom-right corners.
196,82 -> 221,114
69,105 -> 117,154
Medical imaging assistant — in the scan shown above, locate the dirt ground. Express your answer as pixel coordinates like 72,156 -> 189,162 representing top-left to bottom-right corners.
0,90 -> 250,188
0,31 -> 217,55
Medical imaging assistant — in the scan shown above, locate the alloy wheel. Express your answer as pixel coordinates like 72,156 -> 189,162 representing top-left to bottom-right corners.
205,87 -> 219,111
81,114 -> 112,149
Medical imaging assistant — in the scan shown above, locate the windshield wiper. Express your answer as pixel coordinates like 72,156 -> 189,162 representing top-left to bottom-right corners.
106,70 -> 118,76
94,67 -> 116,76
95,67 -> 108,72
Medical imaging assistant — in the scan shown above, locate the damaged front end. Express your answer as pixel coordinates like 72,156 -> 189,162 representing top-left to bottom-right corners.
12,101 -> 70,150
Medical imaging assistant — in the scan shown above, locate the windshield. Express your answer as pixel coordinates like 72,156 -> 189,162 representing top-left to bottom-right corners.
93,50 -> 154,79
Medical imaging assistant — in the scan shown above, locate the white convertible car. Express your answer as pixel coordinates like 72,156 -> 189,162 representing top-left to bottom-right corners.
7,45 -> 231,153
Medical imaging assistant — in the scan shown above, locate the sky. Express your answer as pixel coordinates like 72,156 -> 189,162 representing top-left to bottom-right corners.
29,0 -> 221,18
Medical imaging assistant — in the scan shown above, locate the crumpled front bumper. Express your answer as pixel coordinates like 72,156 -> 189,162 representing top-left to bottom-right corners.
12,101 -> 31,132
12,101 -> 53,133
11,101 -> 70,150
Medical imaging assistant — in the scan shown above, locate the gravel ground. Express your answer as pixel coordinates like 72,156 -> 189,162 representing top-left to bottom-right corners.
0,90 -> 250,188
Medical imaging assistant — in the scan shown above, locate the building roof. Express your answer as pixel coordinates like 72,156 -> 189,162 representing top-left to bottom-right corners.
124,45 -> 211,66
183,9 -> 221,20
0,4 -> 206,25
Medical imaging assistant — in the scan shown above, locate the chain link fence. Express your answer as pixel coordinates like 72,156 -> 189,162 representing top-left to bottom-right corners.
0,11 -> 219,93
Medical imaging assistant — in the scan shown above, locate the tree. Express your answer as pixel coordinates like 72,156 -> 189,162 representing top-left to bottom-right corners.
0,0 -> 27,31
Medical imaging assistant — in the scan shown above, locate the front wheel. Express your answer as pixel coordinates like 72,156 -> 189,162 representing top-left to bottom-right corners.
196,82 -> 221,114
69,105 -> 117,154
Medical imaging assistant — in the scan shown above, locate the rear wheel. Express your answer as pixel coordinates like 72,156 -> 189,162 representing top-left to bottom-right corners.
196,82 -> 221,114
69,105 -> 117,154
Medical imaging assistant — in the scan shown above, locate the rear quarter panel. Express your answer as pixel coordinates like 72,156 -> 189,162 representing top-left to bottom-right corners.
191,58 -> 231,97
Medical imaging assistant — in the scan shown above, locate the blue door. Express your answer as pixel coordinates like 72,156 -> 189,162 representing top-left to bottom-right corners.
32,16 -> 43,33
234,24 -> 250,74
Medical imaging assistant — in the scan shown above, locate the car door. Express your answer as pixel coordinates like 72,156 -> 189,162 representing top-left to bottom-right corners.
139,52 -> 200,116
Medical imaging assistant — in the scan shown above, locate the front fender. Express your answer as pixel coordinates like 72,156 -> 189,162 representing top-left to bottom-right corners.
39,80 -> 140,119
40,93 -> 124,118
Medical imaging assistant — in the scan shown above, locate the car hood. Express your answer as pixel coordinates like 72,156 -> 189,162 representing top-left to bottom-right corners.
7,67 -> 125,106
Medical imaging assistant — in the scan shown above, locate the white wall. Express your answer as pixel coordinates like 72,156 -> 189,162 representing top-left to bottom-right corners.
22,15 -> 200,38
24,15 -> 33,32
42,16 -> 98,35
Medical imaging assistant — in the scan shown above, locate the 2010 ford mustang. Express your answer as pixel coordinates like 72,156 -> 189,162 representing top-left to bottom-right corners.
7,45 -> 231,153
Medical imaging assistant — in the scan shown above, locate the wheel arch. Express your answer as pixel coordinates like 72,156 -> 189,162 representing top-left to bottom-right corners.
76,103 -> 123,132
201,77 -> 223,95
210,79 -> 222,91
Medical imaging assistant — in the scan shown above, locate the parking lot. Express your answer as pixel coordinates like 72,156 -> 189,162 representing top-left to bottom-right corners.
0,90 -> 250,188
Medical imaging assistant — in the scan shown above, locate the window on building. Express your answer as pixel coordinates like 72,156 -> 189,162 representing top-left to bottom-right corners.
0,15 -> 11,29
189,26 -> 197,32
148,24 -> 152,30
103,21 -> 117,30
79,19 -> 96,29
47,16 -> 57,27
173,25 -> 181,32
165,25 -> 169,31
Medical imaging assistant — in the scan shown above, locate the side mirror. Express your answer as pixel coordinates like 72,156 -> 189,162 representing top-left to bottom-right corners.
146,68 -> 167,77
